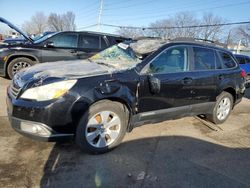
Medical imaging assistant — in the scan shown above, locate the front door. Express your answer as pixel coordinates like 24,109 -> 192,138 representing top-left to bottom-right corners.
137,45 -> 193,121
41,33 -> 79,62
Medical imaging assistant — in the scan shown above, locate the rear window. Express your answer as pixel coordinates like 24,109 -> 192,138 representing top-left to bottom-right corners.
193,47 -> 215,70
218,52 -> 237,69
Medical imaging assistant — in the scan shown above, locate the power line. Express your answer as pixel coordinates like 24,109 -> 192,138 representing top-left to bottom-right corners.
104,1 -> 250,23
77,24 -> 98,30
104,0 -> 136,7
74,0 -> 99,14
101,21 -> 250,30
103,0 -> 221,17
104,0 -> 156,11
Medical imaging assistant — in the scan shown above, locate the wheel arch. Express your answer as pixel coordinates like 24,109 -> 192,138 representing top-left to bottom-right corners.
72,97 -> 134,133
222,87 -> 236,104
4,54 -> 39,76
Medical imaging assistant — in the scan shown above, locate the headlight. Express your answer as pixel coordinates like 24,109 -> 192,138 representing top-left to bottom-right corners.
20,80 -> 77,101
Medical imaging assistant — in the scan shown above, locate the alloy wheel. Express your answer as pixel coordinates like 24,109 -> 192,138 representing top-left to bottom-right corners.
12,61 -> 31,75
85,111 -> 121,148
216,97 -> 231,121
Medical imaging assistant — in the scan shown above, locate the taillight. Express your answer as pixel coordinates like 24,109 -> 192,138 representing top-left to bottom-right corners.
241,69 -> 247,78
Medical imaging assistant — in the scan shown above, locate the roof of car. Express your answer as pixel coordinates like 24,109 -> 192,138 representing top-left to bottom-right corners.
57,30 -> 130,39
169,41 -> 229,51
129,38 -> 230,55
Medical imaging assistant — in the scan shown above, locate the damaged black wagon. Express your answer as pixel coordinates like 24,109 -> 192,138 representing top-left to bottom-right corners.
7,39 -> 245,153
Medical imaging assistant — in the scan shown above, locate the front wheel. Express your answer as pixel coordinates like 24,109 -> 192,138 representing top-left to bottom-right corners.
206,91 -> 233,124
7,57 -> 36,79
76,100 -> 128,154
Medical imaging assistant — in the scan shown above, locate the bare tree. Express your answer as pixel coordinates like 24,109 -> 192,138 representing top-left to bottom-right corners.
199,12 -> 225,41
116,27 -> 147,39
22,12 -> 48,35
48,12 -> 76,31
63,12 -> 76,31
171,12 -> 200,38
148,19 -> 174,39
147,12 -> 200,39
236,24 -> 250,46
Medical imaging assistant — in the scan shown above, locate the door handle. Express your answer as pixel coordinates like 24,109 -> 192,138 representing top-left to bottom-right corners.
182,77 -> 193,85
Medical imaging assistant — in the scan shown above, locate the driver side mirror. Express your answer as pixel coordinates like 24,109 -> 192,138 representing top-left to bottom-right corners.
148,74 -> 161,94
45,41 -> 54,48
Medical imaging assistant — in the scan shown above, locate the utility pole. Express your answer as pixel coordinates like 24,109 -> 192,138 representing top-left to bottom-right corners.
97,0 -> 103,32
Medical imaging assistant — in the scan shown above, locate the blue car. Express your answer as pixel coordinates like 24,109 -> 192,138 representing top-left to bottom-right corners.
235,54 -> 250,75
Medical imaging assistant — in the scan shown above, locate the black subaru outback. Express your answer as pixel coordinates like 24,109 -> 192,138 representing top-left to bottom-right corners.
7,39 -> 246,153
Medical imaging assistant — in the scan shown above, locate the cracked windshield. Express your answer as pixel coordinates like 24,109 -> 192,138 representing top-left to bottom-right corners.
90,43 -> 141,69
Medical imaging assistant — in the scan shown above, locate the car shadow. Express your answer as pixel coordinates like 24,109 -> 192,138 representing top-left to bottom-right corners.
40,136 -> 250,188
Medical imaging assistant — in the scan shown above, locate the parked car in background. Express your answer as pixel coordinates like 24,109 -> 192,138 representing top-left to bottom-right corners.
7,38 -> 246,153
3,31 -> 55,45
234,54 -> 250,75
0,17 -> 129,79
3,37 -> 27,45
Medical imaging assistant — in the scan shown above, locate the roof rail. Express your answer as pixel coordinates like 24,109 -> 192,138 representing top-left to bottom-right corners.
171,37 -> 227,48
134,36 -> 163,40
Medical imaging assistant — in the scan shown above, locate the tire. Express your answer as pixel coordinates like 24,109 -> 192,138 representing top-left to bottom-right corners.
206,91 -> 233,124
7,57 -> 36,79
76,100 -> 128,154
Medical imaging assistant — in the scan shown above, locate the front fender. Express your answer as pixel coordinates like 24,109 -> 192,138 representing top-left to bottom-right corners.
93,79 -> 137,114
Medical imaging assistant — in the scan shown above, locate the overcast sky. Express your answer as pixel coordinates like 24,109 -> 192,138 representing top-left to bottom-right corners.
1,0 -> 250,33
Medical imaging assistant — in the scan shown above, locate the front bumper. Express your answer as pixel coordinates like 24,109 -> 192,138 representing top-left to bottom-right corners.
9,116 -> 74,141
6,87 -> 87,142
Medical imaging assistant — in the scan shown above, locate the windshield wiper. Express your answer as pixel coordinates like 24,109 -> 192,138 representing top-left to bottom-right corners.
96,62 -> 115,68
89,59 -> 116,68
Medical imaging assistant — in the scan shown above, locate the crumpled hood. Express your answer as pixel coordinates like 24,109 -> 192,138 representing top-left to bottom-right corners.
15,59 -> 114,86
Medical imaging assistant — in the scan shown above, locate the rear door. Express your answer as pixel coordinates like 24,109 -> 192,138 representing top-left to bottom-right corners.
188,46 -> 218,113
41,32 -> 79,62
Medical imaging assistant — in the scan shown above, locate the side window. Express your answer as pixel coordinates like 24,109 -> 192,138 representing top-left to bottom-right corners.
148,46 -> 188,74
218,52 -> 237,69
193,47 -> 215,70
100,37 -> 108,49
236,56 -> 246,64
79,35 -> 100,49
49,33 -> 77,48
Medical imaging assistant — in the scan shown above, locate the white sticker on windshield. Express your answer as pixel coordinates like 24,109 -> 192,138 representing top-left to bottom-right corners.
118,43 -> 129,50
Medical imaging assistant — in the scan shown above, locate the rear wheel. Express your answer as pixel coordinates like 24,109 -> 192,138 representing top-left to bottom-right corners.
206,91 -> 233,124
76,100 -> 128,154
7,57 -> 36,79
